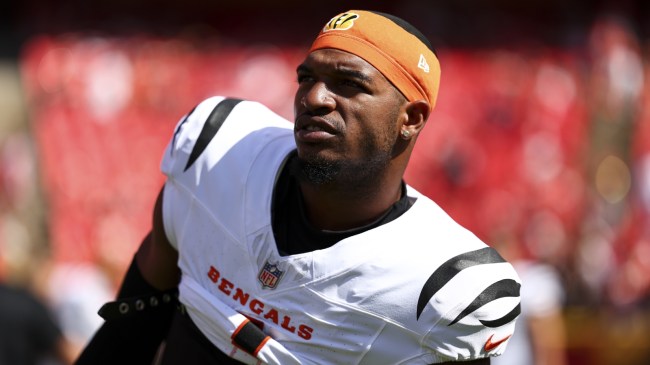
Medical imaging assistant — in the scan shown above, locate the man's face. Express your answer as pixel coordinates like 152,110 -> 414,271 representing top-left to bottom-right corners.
293,49 -> 406,186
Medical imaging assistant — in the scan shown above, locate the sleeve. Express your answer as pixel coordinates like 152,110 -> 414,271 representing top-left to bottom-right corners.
159,96 -> 238,249
160,96 -> 290,178
419,247 -> 522,362
158,96 -> 293,250
160,96 -> 229,178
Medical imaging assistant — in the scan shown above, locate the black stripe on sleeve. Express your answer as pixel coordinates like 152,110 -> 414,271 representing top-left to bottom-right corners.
170,105 -> 197,157
448,279 -> 521,326
480,303 -> 521,328
416,247 -> 506,320
231,320 -> 270,357
184,98 -> 243,172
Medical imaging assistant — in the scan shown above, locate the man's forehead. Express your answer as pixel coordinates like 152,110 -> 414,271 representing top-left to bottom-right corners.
299,49 -> 382,79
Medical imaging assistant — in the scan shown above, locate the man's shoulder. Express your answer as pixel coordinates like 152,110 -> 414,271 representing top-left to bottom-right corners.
394,186 -> 521,360
161,96 -> 294,178
173,96 -> 293,147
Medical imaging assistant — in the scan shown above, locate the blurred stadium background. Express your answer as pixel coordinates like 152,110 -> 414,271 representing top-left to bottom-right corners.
0,0 -> 649,364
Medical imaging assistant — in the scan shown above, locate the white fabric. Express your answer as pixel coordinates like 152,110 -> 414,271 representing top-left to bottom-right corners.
160,96 -> 522,364
180,275 -> 302,365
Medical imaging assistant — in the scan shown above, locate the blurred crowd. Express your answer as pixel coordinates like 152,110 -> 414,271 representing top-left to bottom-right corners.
0,3 -> 649,364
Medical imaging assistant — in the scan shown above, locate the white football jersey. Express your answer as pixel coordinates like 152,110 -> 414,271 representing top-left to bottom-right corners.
160,96 -> 522,364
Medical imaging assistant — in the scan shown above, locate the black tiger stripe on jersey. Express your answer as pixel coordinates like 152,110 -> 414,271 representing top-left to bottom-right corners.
416,247 -> 507,320
448,279 -> 521,326
184,98 -> 244,172
480,303 -> 521,328
171,105 -> 197,158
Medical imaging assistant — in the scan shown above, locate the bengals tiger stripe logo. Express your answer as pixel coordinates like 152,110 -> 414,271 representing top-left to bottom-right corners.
323,12 -> 359,32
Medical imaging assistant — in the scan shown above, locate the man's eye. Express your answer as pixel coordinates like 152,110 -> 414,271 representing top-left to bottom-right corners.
341,79 -> 365,90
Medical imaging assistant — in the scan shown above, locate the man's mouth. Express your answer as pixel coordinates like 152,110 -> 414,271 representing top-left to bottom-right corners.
295,115 -> 339,142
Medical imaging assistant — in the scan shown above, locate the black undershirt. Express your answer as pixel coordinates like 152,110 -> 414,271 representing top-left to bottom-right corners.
272,151 -> 415,256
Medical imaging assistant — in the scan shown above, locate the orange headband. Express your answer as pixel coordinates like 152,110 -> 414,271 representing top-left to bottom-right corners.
309,10 -> 441,111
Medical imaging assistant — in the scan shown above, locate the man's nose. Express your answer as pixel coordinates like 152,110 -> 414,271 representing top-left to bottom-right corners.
301,81 -> 335,113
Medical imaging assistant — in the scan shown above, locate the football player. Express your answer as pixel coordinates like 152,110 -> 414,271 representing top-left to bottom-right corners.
76,10 -> 521,365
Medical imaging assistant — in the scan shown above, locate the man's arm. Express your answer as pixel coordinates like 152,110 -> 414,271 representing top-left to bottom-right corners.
137,186 -> 181,291
75,187 -> 180,364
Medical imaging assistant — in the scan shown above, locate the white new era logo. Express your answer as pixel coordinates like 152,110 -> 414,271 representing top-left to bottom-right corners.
418,54 -> 430,73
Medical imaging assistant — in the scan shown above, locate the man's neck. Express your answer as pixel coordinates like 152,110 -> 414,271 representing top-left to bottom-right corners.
298,178 -> 403,231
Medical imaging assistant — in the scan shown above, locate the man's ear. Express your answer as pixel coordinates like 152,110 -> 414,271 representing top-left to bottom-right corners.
400,100 -> 430,140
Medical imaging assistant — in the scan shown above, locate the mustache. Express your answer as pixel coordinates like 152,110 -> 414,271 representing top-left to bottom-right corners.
294,112 -> 344,134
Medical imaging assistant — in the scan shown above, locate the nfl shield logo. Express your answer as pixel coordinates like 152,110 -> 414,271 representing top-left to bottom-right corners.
258,261 -> 284,289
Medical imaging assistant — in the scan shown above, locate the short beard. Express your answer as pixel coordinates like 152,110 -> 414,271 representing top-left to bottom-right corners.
291,145 -> 393,197
291,155 -> 341,186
